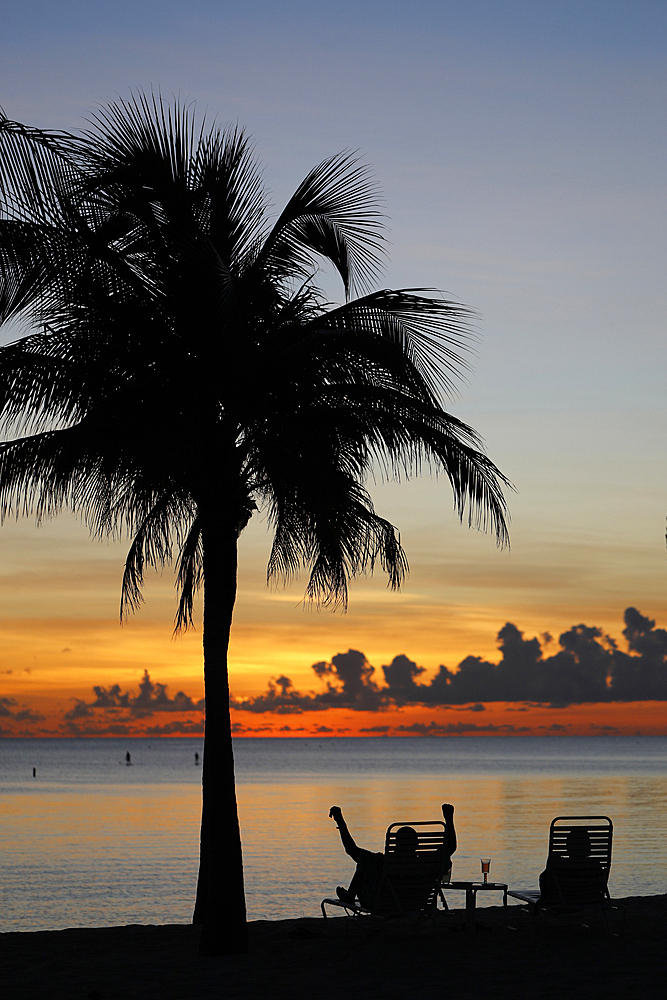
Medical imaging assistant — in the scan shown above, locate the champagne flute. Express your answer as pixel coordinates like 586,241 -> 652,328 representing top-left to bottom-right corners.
480,858 -> 491,884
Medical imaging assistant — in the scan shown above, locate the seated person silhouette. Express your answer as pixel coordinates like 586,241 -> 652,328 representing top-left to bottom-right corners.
329,803 -> 457,910
535,827 -> 606,909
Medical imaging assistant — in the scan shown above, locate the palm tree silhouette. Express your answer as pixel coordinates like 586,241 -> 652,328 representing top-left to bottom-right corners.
0,94 -> 510,954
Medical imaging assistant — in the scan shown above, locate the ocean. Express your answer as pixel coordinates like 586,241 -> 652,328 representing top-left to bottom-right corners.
1,736 -> 666,932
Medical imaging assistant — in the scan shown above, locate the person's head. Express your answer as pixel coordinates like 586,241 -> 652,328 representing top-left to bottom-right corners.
566,827 -> 591,859
395,826 -> 419,855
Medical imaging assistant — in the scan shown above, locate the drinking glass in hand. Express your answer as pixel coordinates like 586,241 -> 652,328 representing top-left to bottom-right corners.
481,858 -> 491,884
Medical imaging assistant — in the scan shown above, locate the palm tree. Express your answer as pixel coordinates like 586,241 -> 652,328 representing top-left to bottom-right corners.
0,94 -> 510,954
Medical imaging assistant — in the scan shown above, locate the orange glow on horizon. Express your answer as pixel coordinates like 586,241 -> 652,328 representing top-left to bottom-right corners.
2,693 -> 665,738
230,701 -> 667,738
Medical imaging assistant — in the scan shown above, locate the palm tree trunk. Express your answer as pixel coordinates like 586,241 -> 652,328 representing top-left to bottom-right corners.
193,512 -> 248,955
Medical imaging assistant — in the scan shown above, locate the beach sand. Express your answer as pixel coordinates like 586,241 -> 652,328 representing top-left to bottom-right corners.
4,895 -> 666,1000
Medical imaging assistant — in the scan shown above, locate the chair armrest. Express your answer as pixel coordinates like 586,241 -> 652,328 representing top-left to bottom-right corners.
507,890 -> 540,904
321,897 -> 370,918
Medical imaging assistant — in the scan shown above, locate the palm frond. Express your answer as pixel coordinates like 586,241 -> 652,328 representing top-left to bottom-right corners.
174,514 -> 203,631
80,94 -> 268,269
317,288 -> 476,400
0,113 -> 80,227
255,151 -> 385,298
119,493 -> 179,619
265,471 -> 408,609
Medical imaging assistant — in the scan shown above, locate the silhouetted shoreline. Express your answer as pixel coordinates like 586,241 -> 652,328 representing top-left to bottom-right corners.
4,895 -> 666,999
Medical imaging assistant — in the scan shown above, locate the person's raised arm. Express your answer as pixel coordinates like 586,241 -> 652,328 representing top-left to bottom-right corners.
441,803 -> 457,857
329,806 -> 359,859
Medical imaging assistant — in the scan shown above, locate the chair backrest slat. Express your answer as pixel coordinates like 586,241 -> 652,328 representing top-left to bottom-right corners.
548,815 -> 613,873
373,821 -> 448,915
545,815 -> 614,907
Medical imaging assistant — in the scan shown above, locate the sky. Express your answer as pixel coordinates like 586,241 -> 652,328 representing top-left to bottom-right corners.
0,0 -> 666,737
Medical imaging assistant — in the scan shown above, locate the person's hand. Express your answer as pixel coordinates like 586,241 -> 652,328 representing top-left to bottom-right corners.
329,806 -> 343,820
441,803 -> 454,819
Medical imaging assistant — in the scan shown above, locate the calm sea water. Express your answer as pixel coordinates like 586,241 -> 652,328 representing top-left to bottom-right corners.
1,736 -> 666,932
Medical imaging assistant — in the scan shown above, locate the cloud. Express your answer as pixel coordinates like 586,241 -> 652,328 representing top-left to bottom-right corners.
230,650 -> 382,714
312,650 -> 382,710
231,722 -> 275,734
0,696 -> 44,722
231,608 -> 667,711
395,721 -> 528,735
64,670 -> 205,723
13,708 -> 45,723
144,720 -> 205,736
379,654 -> 426,706
64,699 -> 95,721
130,671 -> 204,717
63,721 -> 136,736
89,685 -> 131,710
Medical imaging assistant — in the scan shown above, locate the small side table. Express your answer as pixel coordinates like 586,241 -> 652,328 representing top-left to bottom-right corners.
443,881 -> 508,934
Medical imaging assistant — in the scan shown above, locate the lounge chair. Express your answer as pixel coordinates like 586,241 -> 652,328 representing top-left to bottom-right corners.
321,820 -> 453,932
508,815 -> 625,933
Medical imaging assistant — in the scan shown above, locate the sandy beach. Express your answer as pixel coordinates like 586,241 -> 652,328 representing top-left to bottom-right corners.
4,895 -> 666,1000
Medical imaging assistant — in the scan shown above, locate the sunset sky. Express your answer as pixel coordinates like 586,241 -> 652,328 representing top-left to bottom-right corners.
1,1 -> 666,737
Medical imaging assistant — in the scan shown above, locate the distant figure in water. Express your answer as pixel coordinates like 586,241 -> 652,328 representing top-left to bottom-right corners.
195,752 -> 200,765
32,767 -> 36,778
125,751 -> 132,765
329,802 -> 457,909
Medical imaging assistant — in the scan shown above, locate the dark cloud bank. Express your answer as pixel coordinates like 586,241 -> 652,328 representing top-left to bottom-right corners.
0,697 -> 44,724
63,670 -> 205,735
55,607 -> 667,734
231,608 -> 667,714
